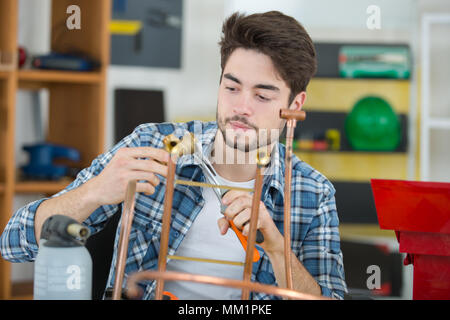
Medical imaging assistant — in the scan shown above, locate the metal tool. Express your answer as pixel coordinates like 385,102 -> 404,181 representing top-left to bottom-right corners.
34,215 -> 92,300
190,138 -> 266,246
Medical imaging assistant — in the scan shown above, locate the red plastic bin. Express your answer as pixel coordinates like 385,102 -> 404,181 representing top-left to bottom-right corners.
371,179 -> 450,300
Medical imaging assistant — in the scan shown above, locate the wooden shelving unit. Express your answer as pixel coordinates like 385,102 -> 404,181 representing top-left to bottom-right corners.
294,151 -> 408,182
18,70 -> 103,84
297,75 -> 412,232
299,76 -> 411,183
0,0 -> 111,300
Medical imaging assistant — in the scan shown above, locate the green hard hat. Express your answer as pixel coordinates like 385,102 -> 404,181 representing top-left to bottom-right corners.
345,96 -> 401,151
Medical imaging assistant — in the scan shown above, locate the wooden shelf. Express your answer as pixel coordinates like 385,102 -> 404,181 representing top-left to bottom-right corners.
15,180 -> 73,194
295,151 -> 408,182
305,77 -> 410,113
0,0 -> 111,299
18,69 -> 102,84
339,223 -> 396,240
0,70 -> 11,79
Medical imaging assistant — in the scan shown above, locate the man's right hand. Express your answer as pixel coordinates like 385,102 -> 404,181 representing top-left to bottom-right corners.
34,146 -> 170,243
88,147 -> 170,206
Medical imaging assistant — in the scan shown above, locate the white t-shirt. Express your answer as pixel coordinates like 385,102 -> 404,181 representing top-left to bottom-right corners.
164,174 -> 255,300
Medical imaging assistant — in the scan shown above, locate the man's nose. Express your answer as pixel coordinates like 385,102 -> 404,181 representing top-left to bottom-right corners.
233,90 -> 253,116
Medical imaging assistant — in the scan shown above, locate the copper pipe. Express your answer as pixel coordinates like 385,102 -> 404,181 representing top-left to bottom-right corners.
111,133 -> 199,300
241,148 -> 270,300
280,109 -> 306,121
167,255 -> 244,266
175,179 -> 253,193
279,109 -> 306,292
155,156 -> 176,300
112,180 -> 137,300
126,271 -> 331,300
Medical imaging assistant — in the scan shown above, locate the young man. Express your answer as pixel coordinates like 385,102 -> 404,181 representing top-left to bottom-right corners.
0,11 -> 347,300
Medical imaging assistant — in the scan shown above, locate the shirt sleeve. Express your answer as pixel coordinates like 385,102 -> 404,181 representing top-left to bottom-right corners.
0,127 -> 145,263
300,182 -> 348,300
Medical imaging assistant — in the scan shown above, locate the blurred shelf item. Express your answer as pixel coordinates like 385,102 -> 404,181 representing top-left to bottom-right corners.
18,69 -> 102,85
295,151 -> 408,182
305,78 -> 410,113
10,281 -> 33,300
339,223 -> 396,240
15,179 -> 72,194
0,0 -> 111,300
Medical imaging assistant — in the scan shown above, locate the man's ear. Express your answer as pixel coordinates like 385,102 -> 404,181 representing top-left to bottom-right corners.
289,91 -> 307,111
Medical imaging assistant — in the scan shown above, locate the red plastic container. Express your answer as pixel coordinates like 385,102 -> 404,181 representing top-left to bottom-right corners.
371,179 -> 450,300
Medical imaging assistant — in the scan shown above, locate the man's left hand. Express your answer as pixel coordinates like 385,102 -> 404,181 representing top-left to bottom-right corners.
217,190 -> 283,253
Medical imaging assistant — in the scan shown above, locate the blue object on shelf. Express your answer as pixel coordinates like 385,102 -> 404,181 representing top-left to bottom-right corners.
21,143 -> 81,180
32,52 -> 99,71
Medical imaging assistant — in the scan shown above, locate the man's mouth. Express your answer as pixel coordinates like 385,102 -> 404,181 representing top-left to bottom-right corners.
229,120 -> 252,131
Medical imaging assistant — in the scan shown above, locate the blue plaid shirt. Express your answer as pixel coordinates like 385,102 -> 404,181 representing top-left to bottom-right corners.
0,121 -> 347,299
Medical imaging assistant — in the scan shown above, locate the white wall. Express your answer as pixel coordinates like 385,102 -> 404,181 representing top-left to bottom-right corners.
106,0 -> 225,149
418,1 -> 450,182
225,0 -> 417,43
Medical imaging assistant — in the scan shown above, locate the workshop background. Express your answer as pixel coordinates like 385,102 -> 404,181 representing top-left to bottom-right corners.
0,0 -> 449,299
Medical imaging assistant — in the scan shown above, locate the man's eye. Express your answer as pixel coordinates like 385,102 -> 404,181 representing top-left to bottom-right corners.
257,94 -> 270,101
226,87 -> 236,91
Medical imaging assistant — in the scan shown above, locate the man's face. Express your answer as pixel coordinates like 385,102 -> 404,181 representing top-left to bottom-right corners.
217,48 -> 291,152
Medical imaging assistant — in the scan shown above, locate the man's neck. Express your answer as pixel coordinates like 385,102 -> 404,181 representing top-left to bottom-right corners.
210,131 -> 261,182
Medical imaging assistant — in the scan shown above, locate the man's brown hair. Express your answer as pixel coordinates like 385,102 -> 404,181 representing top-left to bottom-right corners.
219,11 -> 317,105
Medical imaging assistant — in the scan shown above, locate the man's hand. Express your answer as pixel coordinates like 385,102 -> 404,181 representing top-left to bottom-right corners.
34,146 -> 169,243
89,147 -> 170,206
217,190 -> 283,254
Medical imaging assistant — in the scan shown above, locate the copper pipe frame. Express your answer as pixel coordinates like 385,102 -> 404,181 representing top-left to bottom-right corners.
241,164 -> 265,300
154,156 -> 176,300
112,133 -> 191,301
279,109 -> 306,291
112,180 -> 137,300
126,271 -> 331,300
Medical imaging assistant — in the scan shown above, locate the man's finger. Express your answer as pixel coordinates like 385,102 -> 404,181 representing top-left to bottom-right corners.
242,219 -> 262,237
222,189 -> 252,206
123,147 -> 170,163
232,208 -> 251,230
223,196 -> 252,220
128,158 -> 168,177
217,217 -> 230,235
136,182 -> 156,196
130,171 -> 161,188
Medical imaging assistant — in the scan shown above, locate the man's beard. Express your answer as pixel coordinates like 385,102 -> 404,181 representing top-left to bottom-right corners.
216,110 -> 281,153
